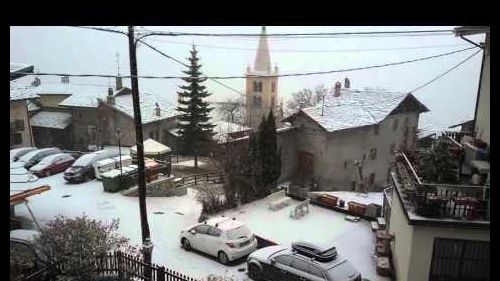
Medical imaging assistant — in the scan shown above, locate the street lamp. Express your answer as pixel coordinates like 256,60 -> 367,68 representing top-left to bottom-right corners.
116,129 -> 123,187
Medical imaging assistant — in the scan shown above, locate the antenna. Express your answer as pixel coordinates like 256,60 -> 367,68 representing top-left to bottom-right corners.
321,94 -> 325,116
116,53 -> 120,76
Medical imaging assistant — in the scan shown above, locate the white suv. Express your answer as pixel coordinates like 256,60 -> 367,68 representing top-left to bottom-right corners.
180,217 -> 258,264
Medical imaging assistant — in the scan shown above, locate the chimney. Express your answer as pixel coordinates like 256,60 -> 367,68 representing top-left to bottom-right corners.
106,87 -> 115,105
334,81 -> 342,97
61,76 -> 69,84
155,102 -> 161,117
31,77 -> 41,86
344,77 -> 351,89
116,76 -> 123,91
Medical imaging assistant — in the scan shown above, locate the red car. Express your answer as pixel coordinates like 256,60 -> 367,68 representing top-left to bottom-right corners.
29,153 -> 75,177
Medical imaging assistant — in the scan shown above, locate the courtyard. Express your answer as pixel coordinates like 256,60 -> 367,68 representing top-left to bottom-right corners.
11,172 -> 389,281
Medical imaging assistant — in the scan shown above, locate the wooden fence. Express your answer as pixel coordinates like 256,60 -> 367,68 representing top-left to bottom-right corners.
18,251 -> 200,281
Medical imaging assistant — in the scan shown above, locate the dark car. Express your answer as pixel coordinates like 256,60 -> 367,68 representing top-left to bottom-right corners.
29,153 -> 75,177
12,148 -> 62,170
64,149 -> 120,183
10,147 -> 37,162
247,244 -> 361,281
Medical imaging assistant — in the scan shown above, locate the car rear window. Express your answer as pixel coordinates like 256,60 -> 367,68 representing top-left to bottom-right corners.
226,225 -> 251,239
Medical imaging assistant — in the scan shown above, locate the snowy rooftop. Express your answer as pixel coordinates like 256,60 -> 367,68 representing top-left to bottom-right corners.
10,63 -> 34,80
298,89 -> 426,132
57,84 -> 115,108
30,111 -> 72,129
103,93 -> 177,124
10,76 -> 39,101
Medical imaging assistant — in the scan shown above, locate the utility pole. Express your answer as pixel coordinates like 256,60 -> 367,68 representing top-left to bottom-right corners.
127,26 -> 153,272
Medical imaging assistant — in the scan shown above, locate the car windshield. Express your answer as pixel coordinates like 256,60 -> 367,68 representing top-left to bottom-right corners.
226,225 -> 251,239
73,153 -> 97,167
18,150 -> 39,162
40,154 -> 60,164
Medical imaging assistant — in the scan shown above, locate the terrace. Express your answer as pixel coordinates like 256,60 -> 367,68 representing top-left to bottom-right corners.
391,145 -> 489,227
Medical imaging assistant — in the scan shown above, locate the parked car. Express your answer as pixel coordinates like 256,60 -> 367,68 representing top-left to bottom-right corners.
10,147 -> 37,162
247,242 -> 361,281
180,217 -> 258,264
64,150 -> 120,183
29,153 -> 75,177
10,229 -> 48,279
12,148 -> 62,170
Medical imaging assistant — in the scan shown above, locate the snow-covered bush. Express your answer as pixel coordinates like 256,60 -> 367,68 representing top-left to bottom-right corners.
35,215 -> 129,281
195,184 -> 227,215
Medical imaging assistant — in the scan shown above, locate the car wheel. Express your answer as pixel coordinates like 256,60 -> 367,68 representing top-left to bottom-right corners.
181,238 -> 191,251
248,263 -> 262,281
218,251 -> 229,265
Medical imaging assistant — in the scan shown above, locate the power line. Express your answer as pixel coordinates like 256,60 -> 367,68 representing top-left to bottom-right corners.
139,28 -> 454,38
14,46 -> 478,80
72,26 -> 127,35
138,39 -> 245,97
410,49 -> 482,93
147,38 -> 469,53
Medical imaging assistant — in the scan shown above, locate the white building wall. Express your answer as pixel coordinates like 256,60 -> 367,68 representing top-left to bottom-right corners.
389,188 -> 490,281
475,33 -> 490,145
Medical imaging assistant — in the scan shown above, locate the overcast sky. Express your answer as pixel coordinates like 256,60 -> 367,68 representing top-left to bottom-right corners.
10,26 -> 485,131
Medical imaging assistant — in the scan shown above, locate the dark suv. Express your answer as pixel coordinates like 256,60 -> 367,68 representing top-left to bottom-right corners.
247,242 -> 361,281
64,149 -> 120,183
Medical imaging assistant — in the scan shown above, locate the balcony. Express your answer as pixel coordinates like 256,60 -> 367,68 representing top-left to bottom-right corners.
392,149 -> 489,224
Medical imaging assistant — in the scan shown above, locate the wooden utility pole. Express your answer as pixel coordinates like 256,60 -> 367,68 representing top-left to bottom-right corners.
127,26 -> 153,269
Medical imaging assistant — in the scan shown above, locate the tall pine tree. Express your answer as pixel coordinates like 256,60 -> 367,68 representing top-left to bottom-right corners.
176,46 -> 215,169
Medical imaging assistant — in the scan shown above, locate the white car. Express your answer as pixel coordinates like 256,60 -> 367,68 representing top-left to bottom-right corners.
180,217 -> 258,264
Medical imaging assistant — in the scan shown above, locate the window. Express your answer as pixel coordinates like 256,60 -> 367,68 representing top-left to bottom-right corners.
369,148 -> 377,160
308,265 -> 324,278
374,124 -> 379,135
368,173 -> 375,186
290,257 -> 310,272
88,126 -> 97,143
393,118 -> 399,131
274,255 -> 293,266
271,81 -> 276,93
390,143 -> 396,155
258,82 -> 263,92
10,133 -> 22,146
253,81 -> 258,92
430,238 -> 489,281
193,225 -> 210,234
208,226 -> 221,237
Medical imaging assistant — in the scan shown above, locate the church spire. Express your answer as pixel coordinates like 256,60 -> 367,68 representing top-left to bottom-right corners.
253,26 -> 272,73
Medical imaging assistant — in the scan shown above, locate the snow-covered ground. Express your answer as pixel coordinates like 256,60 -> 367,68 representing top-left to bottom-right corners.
11,174 -> 389,281
172,159 -> 206,167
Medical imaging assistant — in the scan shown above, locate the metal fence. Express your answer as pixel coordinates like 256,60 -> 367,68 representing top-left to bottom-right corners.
18,251 -> 200,281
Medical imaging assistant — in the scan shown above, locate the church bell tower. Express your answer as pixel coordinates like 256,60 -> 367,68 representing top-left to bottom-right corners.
245,26 -> 281,128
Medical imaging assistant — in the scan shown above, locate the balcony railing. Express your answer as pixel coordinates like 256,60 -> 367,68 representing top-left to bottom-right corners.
394,152 -> 489,221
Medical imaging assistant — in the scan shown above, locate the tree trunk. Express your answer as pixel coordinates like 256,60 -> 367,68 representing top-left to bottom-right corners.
194,153 -> 198,170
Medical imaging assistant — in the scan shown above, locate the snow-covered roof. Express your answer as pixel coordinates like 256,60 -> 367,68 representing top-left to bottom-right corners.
293,89 -> 427,133
130,138 -> 171,155
56,84 -> 115,108
10,76 -> 39,101
101,93 -> 176,124
10,63 -> 34,80
27,100 -> 40,112
30,111 -> 72,129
